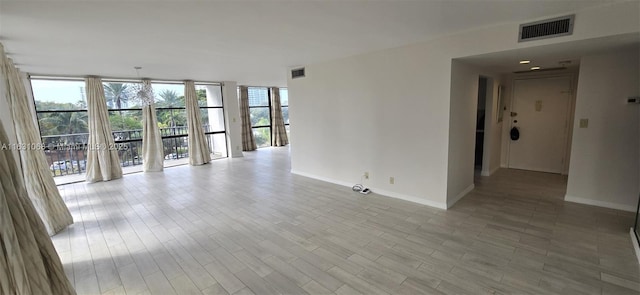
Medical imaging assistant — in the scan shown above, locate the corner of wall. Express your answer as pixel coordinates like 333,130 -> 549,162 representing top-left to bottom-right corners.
221,81 -> 244,158
291,170 -> 449,210
565,194 -> 636,212
447,183 -> 474,208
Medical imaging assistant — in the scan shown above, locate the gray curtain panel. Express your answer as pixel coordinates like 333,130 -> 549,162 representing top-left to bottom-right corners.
239,86 -> 257,151
0,119 -> 76,295
184,81 -> 211,165
0,46 -> 72,236
85,77 -> 123,182
140,79 -> 164,172
270,87 -> 289,147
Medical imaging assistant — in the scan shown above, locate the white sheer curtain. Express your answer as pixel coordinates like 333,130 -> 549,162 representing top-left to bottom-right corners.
140,79 -> 164,172
0,113 -> 76,294
0,45 -> 73,236
184,81 -> 210,165
239,86 -> 257,151
270,87 -> 289,147
85,77 -> 122,182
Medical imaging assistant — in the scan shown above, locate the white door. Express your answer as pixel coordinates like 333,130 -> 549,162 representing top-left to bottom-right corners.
508,76 -> 571,174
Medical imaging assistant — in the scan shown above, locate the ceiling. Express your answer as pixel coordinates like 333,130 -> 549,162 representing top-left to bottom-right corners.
460,32 -> 640,74
0,0 -> 624,86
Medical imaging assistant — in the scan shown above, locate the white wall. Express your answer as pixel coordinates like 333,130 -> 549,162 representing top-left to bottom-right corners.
483,78 -> 503,176
289,44 -> 452,209
221,81 -> 244,158
447,63 -> 502,207
447,60 -> 480,207
565,47 -> 640,211
288,1 -> 639,209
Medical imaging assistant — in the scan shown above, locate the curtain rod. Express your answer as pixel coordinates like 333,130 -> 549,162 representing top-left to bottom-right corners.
238,85 -> 289,89
28,74 -> 222,86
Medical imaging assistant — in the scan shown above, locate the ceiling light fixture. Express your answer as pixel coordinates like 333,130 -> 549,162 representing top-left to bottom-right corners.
530,66 -> 541,70
133,66 -> 154,106
519,60 -> 531,64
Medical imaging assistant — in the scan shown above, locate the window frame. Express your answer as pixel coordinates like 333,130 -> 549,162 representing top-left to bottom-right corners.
29,76 -> 229,180
195,83 -> 229,158
280,88 -> 289,127
247,86 -> 272,148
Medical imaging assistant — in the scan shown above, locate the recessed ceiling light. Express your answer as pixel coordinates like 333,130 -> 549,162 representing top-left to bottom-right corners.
519,60 -> 531,64
530,66 -> 541,70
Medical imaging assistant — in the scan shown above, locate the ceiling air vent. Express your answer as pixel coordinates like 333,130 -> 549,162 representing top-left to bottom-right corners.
291,68 -> 305,79
518,15 -> 574,42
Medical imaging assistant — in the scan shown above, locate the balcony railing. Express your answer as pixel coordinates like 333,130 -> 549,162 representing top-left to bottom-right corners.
42,125 -> 222,178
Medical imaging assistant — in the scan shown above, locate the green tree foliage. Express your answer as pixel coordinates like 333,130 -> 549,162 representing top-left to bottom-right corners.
38,112 -> 88,137
109,111 -> 143,132
35,100 -> 79,111
35,100 -> 89,140
249,108 -> 271,147
157,89 -> 183,107
196,89 -> 207,106
253,127 -> 271,147
155,90 -> 186,128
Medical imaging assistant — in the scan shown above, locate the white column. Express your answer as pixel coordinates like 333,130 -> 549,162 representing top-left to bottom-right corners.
221,81 -> 244,158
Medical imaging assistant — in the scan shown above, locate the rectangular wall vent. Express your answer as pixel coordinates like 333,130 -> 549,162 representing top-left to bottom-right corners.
518,15 -> 574,42
291,68 -> 305,79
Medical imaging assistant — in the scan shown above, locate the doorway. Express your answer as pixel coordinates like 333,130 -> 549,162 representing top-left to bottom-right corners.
474,77 -> 488,170
507,76 -> 572,174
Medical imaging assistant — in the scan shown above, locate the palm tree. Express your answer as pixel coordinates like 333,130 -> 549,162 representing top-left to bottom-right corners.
39,112 -> 88,136
157,89 -> 182,107
104,83 -> 133,109
156,90 -> 186,135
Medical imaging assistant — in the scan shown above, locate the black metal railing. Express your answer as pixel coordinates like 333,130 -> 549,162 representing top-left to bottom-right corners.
42,125 -> 222,177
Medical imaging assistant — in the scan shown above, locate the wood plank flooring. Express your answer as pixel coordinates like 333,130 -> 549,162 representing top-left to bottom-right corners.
51,147 -> 640,294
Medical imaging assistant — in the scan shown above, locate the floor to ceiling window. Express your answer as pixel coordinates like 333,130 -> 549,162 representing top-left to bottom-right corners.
103,80 -> 144,168
31,77 -> 228,184
248,87 -> 271,148
152,82 -> 189,165
32,79 -> 89,180
238,86 -> 290,148
196,84 -> 228,158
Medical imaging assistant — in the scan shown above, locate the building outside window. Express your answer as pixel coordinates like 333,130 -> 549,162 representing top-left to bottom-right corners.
248,87 -> 271,148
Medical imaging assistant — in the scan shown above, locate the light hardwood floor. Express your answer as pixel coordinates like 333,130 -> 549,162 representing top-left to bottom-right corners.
52,147 -> 640,295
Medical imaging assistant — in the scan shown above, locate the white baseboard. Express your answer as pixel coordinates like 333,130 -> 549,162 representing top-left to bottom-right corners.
480,166 -> 500,177
447,183 -> 474,208
368,187 -> 447,210
291,170 -> 354,187
565,195 -> 636,212
291,170 -> 447,210
630,228 -> 640,265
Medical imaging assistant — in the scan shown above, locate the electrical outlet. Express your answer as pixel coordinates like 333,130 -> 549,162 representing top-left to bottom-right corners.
364,172 -> 369,179
236,145 -> 240,150
232,117 -> 237,123
579,119 -> 589,128
390,177 -> 394,184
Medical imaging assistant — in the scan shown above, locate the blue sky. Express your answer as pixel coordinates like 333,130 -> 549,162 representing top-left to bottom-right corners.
31,79 -> 185,104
